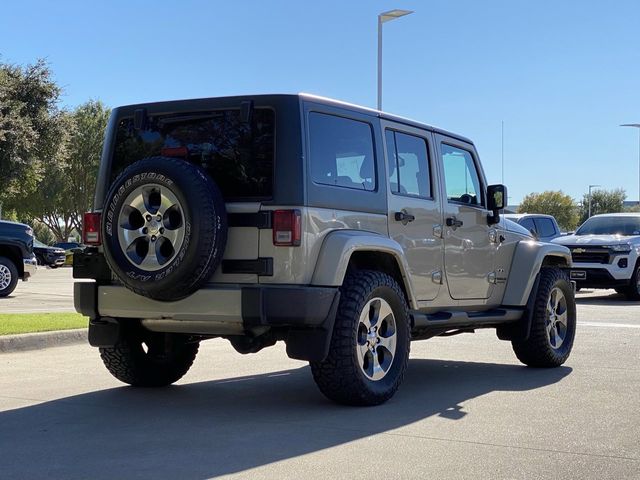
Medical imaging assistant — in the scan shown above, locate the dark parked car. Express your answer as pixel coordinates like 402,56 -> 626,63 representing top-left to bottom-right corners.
53,241 -> 85,251
0,220 -> 37,296
34,239 -> 66,268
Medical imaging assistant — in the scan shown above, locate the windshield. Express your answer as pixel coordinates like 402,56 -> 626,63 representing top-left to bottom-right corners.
33,239 -> 48,248
575,216 -> 640,236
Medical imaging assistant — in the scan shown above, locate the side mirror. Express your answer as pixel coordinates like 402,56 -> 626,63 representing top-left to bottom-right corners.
487,184 -> 507,225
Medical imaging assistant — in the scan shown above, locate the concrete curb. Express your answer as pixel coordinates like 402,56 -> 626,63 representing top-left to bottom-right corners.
0,328 -> 87,354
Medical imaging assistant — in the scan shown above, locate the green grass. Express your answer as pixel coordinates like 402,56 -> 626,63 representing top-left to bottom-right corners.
0,313 -> 88,335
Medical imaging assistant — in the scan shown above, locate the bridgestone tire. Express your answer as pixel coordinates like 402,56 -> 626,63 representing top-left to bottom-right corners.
102,156 -> 227,301
0,256 -> 19,297
310,270 -> 411,406
99,330 -> 199,387
512,267 -> 576,367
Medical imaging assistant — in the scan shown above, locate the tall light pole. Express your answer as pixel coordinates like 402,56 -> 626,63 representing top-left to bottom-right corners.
377,9 -> 413,111
620,124 -> 640,206
588,184 -> 601,218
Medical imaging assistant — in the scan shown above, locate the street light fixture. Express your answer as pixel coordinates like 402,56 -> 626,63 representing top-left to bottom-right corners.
588,184 -> 601,218
377,9 -> 413,111
620,123 -> 640,206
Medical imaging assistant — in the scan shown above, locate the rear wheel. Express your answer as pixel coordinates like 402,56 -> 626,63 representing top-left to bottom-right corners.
99,329 -> 199,387
512,267 -> 576,367
310,270 -> 410,406
0,256 -> 19,297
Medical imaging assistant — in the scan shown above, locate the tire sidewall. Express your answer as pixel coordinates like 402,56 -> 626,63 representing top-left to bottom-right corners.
0,257 -> 19,297
538,272 -> 576,360
352,283 -> 410,396
102,157 -> 225,298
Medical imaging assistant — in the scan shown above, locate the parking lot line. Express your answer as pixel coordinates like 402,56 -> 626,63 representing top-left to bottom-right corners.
579,321 -> 640,329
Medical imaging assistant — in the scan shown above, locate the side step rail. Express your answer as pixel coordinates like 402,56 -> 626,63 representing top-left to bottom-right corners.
410,308 -> 524,336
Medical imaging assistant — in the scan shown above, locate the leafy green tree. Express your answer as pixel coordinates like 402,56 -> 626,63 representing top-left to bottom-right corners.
66,100 -> 110,233
579,188 -> 626,224
518,191 -> 579,231
0,60 -> 65,204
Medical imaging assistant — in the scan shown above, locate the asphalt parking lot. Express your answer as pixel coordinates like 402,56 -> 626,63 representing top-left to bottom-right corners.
0,267 -> 75,313
1,270 -> 639,479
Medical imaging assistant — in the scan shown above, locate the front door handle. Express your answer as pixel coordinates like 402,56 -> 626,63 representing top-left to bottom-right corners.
446,217 -> 463,229
394,211 -> 415,223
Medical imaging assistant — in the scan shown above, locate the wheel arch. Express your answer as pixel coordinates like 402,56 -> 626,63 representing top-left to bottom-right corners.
0,245 -> 23,277
502,241 -> 572,306
310,230 -> 418,309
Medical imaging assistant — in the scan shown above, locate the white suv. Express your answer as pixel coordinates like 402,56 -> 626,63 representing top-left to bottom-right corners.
552,213 -> 640,299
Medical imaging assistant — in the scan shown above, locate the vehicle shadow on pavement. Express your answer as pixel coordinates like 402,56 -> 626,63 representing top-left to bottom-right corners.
0,359 -> 571,479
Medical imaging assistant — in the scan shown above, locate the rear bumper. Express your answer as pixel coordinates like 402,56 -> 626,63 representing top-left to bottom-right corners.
74,282 -> 340,361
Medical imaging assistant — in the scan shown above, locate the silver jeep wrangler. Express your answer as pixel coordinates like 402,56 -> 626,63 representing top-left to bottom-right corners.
74,94 -> 576,405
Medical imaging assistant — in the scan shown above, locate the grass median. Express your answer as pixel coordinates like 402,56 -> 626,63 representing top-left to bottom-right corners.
0,313 -> 88,336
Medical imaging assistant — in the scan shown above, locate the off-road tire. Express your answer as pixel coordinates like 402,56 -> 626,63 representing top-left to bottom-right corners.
102,156 -> 227,301
99,330 -> 199,387
512,267 -> 576,367
0,256 -> 19,297
310,270 -> 411,406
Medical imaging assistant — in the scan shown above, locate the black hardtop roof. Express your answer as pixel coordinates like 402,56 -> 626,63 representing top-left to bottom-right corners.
115,93 -> 473,145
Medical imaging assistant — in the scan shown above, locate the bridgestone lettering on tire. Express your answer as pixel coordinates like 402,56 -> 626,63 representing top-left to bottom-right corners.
310,270 -> 411,406
102,156 -> 227,301
512,267 -> 576,367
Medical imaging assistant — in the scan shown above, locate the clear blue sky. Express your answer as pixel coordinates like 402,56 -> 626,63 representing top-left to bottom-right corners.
2,0 -> 639,204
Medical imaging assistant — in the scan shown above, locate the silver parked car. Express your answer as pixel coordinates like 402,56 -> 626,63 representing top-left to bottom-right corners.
503,213 -> 562,242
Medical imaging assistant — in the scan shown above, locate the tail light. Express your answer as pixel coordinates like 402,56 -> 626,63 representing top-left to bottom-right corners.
83,212 -> 102,245
272,210 -> 301,246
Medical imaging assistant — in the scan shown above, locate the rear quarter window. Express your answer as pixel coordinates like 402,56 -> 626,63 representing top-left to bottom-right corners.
308,112 -> 376,191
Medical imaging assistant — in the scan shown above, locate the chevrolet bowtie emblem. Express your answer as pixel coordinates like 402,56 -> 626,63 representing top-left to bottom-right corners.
573,248 -> 586,253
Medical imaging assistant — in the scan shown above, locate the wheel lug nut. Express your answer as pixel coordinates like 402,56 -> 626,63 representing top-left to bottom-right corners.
160,228 -> 165,234
142,227 -> 148,234
146,215 -> 152,221
151,235 -> 156,242
156,215 -> 162,221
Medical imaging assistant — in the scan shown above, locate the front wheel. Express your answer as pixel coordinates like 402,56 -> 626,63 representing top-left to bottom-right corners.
512,267 -> 576,367
99,328 -> 199,387
620,263 -> 640,301
310,270 -> 411,406
0,256 -> 19,297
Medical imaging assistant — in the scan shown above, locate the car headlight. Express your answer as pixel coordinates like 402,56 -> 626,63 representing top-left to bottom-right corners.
25,227 -> 33,237
609,244 -> 632,253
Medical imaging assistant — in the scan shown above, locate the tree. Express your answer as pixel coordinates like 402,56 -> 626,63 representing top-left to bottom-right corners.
579,188 -> 626,224
518,191 -> 579,231
66,100 -> 110,234
0,60 -> 65,204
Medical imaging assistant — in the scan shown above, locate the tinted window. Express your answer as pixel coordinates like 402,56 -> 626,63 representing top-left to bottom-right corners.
535,218 -> 557,237
309,113 -> 375,191
113,109 -> 275,199
441,144 -> 483,206
519,218 -> 536,234
576,216 -> 640,236
386,130 -> 431,197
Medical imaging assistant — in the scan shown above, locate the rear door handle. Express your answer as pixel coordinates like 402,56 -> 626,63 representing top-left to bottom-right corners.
446,217 -> 463,229
394,211 -> 415,223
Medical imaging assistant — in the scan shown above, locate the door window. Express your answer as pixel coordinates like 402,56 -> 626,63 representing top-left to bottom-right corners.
519,218 -> 537,235
441,144 -> 483,206
386,130 -> 431,198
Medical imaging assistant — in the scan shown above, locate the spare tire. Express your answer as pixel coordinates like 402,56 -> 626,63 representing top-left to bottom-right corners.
102,156 -> 227,301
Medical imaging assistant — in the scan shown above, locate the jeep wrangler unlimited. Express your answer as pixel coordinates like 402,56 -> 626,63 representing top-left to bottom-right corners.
74,94 -> 576,405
